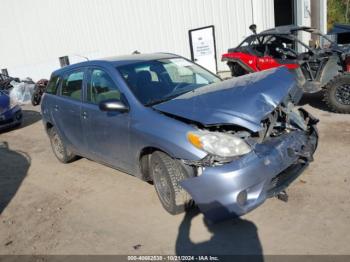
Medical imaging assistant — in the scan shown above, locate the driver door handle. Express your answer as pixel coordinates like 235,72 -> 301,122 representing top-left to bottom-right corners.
82,111 -> 88,119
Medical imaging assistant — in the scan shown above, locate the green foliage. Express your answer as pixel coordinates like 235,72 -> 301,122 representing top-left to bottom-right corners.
328,0 -> 350,30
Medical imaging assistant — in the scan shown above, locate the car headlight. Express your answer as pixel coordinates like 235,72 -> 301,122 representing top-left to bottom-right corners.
187,131 -> 252,157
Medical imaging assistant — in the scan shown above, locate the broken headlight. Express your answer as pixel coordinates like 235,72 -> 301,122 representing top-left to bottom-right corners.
187,131 -> 252,158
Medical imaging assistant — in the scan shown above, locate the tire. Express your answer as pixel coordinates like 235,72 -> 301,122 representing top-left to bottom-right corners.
48,127 -> 75,163
150,151 -> 193,215
14,111 -> 22,127
228,62 -> 248,77
323,74 -> 350,113
31,86 -> 42,106
31,93 -> 40,106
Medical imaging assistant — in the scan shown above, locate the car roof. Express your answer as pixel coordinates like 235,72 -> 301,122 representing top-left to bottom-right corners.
259,25 -> 316,35
52,53 -> 178,76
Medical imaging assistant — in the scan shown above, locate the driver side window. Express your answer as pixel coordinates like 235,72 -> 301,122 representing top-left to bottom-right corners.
87,69 -> 121,104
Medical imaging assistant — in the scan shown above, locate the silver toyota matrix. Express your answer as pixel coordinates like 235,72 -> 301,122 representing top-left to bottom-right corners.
41,53 -> 318,222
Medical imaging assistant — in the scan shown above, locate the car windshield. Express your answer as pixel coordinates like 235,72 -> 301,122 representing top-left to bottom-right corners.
117,57 -> 221,106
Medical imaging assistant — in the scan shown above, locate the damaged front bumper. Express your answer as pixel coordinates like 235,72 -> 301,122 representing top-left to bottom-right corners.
181,113 -> 318,222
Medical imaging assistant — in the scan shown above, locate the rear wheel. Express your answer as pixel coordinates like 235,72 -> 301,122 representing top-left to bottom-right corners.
31,89 -> 41,106
324,74 -> 350,113
49,127 -> 76,163
150,151 -> 193,215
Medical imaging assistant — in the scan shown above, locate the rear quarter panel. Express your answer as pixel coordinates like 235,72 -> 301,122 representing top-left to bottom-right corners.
40,93 -> 54,131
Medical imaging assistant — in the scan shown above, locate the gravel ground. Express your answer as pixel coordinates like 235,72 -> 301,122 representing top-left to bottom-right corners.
0,92 -> 349,255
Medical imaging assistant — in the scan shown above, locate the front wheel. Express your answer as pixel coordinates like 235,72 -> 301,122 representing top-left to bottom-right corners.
14,111 -> 22,127
324,74 -> 350,113
150,151 -> 193,215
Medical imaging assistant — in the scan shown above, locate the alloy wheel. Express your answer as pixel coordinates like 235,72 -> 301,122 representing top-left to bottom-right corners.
335,84 -> 350,105
153,163 -> 172,207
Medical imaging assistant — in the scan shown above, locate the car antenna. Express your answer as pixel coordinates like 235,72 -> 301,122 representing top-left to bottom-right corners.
249,24 -> 257,35
72,54 -> 89,61
132,50 -> 141,54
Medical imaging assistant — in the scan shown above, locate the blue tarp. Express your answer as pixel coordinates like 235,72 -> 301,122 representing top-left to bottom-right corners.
329,23 -> 350,34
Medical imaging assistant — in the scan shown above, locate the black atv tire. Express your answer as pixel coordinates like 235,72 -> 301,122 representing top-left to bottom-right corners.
324,74 -> 350,113
228,62 -> 248,77
49,127 -> 76,163
31,92 -> 41,106
150,151 -> 193,215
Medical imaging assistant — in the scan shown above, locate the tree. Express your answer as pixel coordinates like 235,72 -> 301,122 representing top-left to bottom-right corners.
328,0 -> 350,30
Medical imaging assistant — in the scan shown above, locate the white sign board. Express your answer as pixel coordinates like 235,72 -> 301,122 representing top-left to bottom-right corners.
189,26 -> 217,74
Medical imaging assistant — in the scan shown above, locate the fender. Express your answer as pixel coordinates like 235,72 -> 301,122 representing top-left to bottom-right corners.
319,55 -> 343,88
222,52 -> 258,72
257,56 -> 299,70
222,52 -> 299,73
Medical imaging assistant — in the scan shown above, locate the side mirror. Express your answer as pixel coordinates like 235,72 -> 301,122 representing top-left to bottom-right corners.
99,99 -> 129,113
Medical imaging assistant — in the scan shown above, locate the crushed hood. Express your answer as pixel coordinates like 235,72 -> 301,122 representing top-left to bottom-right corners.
153,67 -> 301,132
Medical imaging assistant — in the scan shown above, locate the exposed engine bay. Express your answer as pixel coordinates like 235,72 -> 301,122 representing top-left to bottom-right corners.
181,102 -> 318,168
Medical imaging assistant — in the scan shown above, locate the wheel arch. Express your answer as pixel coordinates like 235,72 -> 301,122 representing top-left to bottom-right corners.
138,145 -> 197,182
224,58 -> 254,75
45,121 -> 54,133
138,146 -> 168,182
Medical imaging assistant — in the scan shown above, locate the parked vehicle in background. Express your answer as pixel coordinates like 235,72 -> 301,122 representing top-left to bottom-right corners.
31,79 -> 49,106
328,23 -> 350,46
222,25 -> 350,113
41,53 -> 318,222
0,90 -> 22,131
0,73 -> 20,91
20,77 -> 35,85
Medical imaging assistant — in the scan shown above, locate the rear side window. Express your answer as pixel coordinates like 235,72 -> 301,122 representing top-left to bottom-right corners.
46,75 -> 60,94
61,71 -> 84,101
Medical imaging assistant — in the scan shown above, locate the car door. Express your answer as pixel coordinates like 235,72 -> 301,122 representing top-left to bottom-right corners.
52,69 -> 88,155
81,67 -> 131,171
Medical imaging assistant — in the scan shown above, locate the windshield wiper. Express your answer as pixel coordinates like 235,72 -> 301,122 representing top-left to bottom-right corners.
145,83 -> 209,107
145,90 -> 194,107
145,94 -> 181,107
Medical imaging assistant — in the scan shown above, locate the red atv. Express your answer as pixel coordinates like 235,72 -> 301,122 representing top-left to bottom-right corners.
222,25 -> 350,113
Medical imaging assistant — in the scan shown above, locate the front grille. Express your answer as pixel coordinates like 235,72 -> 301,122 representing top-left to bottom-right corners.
267,163 -> 307,197
270,169 -> 293,189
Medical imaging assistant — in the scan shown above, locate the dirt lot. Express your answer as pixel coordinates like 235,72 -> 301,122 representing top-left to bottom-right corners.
0,92 -> 350,255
